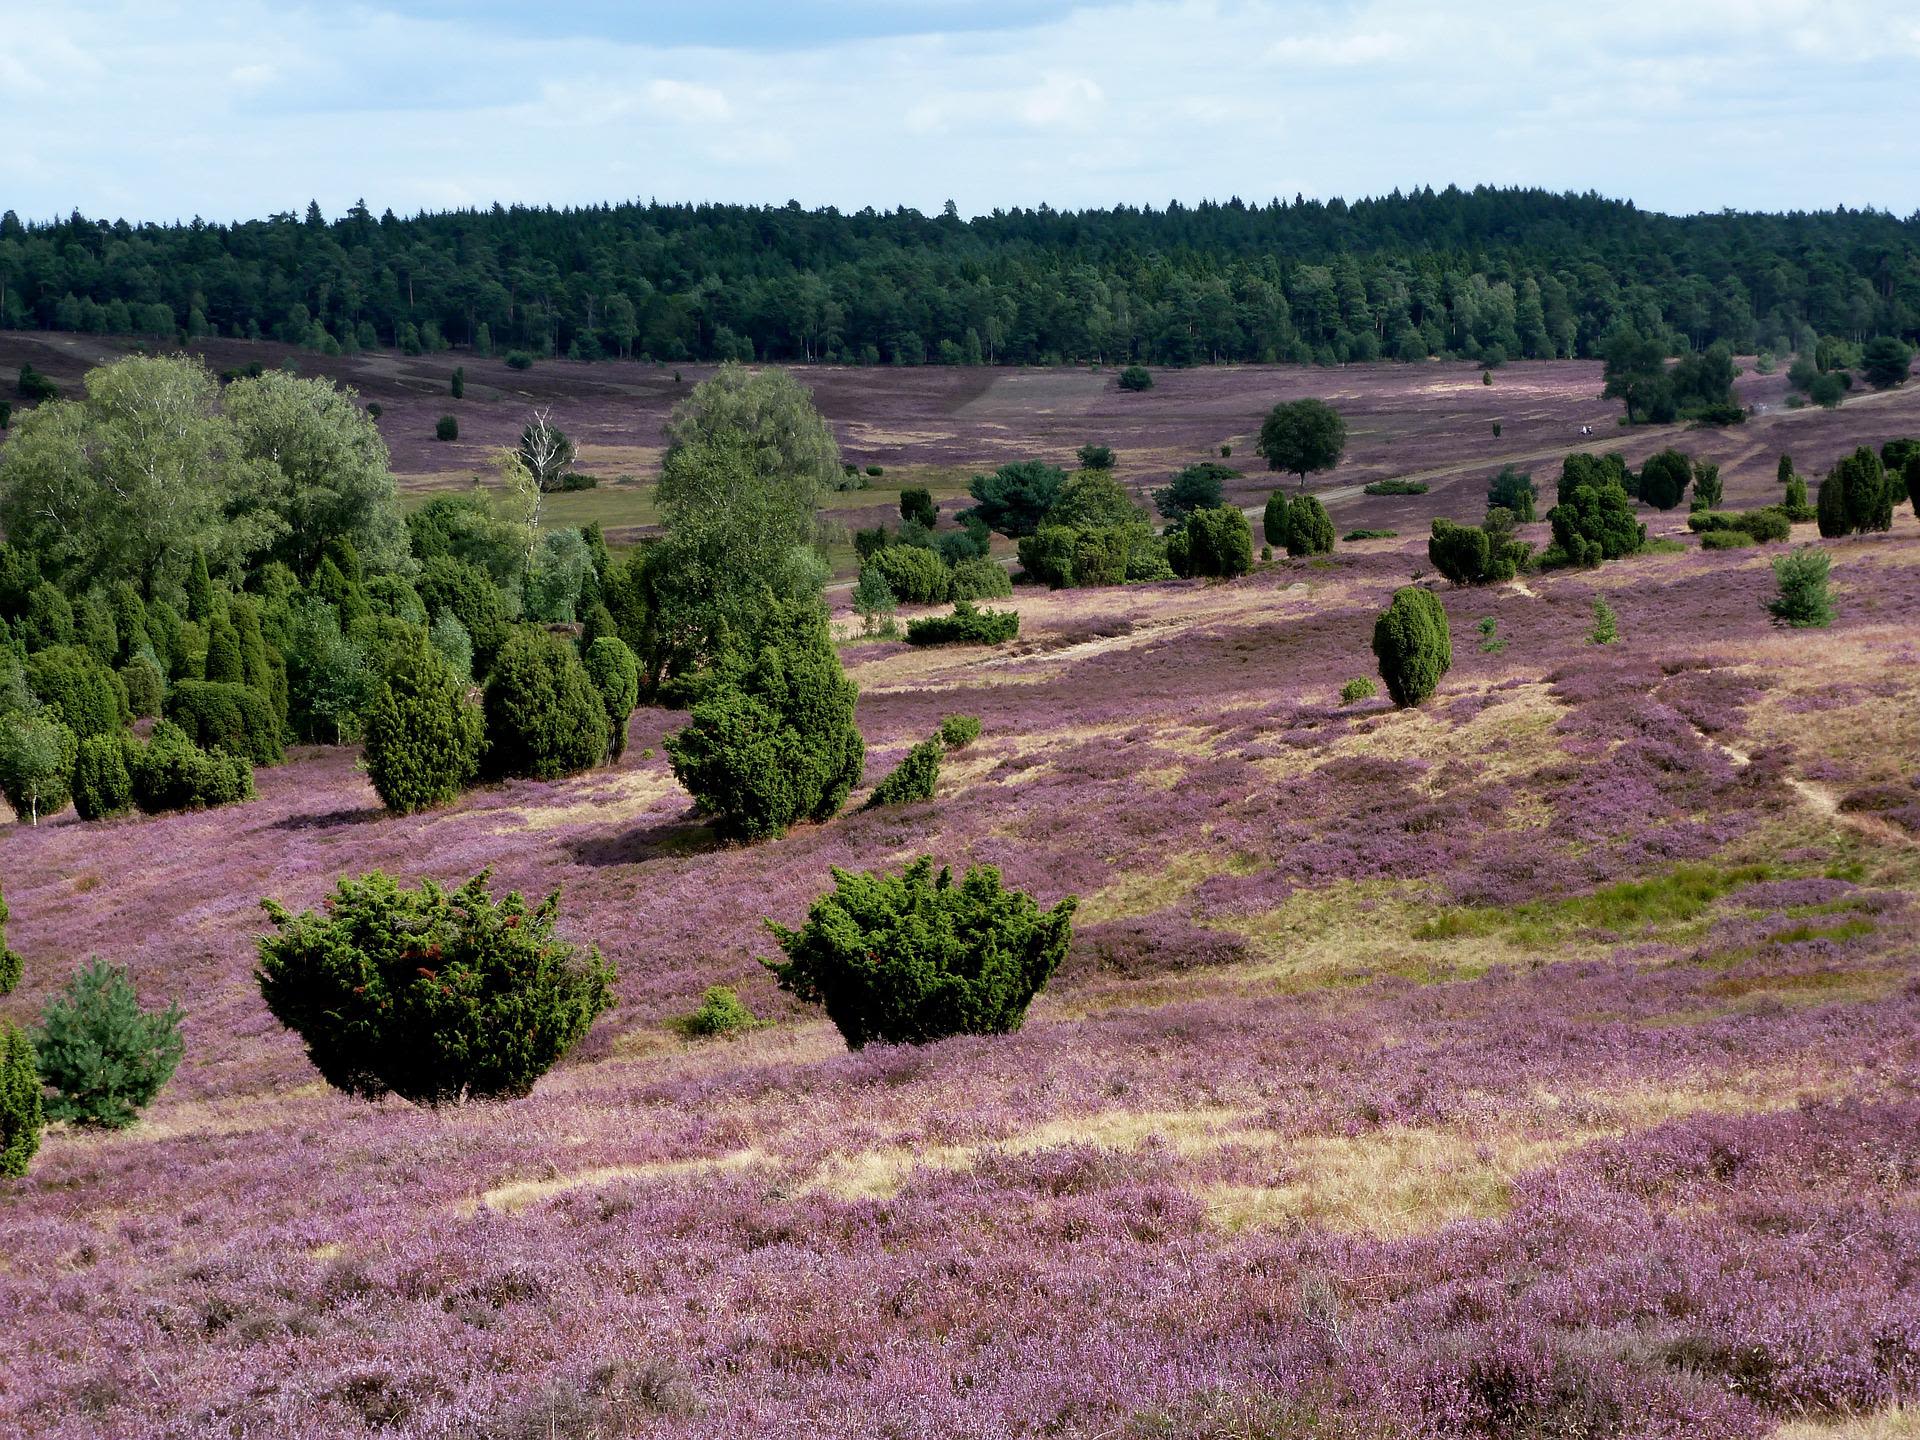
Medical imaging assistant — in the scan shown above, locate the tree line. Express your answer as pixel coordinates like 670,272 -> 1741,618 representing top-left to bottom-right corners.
2,186 -> 1917,368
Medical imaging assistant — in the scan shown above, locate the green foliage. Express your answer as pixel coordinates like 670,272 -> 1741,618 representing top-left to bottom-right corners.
408,494 -> 524,589
865,739 -> 942,808
764,857 -> 1076,1050
127,720 -> 254,814
256,870 -> 615,1105
1257,399 -> 1346,484
26,644 -> 127,739
1166,505 -> 1253,579
1589,595 -> 1620,645
1809,371 -> 1846,408
504,351 -> 534,371
852,565 -> 898,635
1699,529 -> 1752,550
18,363 -> 59,402
1547,470 -> 1644,567
677,985 -> 759,1039
664,363 -> 843,500
1689,463 -> 1724,512
665,598 -> 864,843
899,487 -> 938,528
416,555 -> 510,672
1428,512 -> 1531,584
165,680 -> 283,765
450,366 -> 464,399
1686,508 -> 1791,543
72,734 -> 133,821
435,415 -> 458,441
948,556 -> 1013,600
1486,466 -> 1537,521
1076,443 -> 1116,470
1363,478 -> 1428,496
1372,586 -> 1452,708
364,628 -> 483,814
1816,447 -> 1895,538
20,582 -> 75,649
904,601 -> 1020,647
1778,453 -> 1795,484
1860,335 -> 1913,389
0,712 -> 76,824
428,610 -> 474,680
1339,677 -> 1378,704
1768,547 -> 1835,628
1557,452 -> 1632,505
281,599 -> 376,743
0,1023 -> 40,1178
1280,495 -> 1335,557
1261,492 -> 1287,548
1637,449 -> 1693,510
1153,462 -> 1231,524
965,460 -> 1068,538
482,628 -> 609,780
1783,473 -> 1815,522
1117,365 -> 1153,392
524,527 -> 596,622
33,959 -> 184,1129
583,636 -> 640,760
0,884 -> 19,996
937,714 -> 982,749
866,545 -> 952,605
1343,529 -> 1398,541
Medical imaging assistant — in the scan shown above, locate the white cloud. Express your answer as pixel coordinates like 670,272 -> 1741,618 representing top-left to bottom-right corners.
644,78 -> 732,124
1018,72 -> 1104,130
1267,31 -> 1404,66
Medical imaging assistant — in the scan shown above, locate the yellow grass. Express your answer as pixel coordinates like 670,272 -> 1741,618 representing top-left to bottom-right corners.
1774,1408 -> 1920,1439
466,1149 -> 764,1217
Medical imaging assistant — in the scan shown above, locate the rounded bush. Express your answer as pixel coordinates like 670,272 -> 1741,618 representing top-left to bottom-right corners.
482,628 -> 610,780
937,714 -> 982,749
1117,364 -> 1153,392
1372,586 -> 1452,708
765,857 -> 1077,1049
1167,506 -> 1253,579
128,720 -> 254,814
1340,677 -> 1378,705
72,734 -> 133,821
417,556 -> 509,673
948,557 -> 1012,600
864,740 -> 941,809
435,414 -> 459,441
364,628 -> 483,814
0,1022 -> 40,1178
27,645 -> 126,739
867,545 -> 951,605
1283,495 -> 1336,557
1638,449 -> 1693,510
256,870 -> 615,1105
119,654 -> 165,718
583,636 -> 641,759
164,680 -> 283,766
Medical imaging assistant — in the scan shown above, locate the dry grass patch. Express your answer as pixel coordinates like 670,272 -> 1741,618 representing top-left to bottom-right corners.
1773,1406 -> 1920,1439
467,1149 -> 764,1217
506,768 -> 682,831
1078,851 -> 1254,926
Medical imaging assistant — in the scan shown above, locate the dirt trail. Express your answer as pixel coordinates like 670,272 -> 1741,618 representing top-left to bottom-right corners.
1708,733 -> 1912,847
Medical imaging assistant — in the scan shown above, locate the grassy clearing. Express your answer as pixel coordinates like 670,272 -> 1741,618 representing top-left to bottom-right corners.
1416,863 -> 1773,947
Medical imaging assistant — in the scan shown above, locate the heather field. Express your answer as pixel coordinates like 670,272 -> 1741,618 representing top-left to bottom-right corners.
5,390 -> 1920,1440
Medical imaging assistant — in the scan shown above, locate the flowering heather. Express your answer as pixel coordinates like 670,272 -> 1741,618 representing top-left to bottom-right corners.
4,429 -> 1920,1434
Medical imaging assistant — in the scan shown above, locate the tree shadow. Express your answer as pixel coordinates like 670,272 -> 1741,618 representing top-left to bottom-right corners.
565,811 -> 724,868
269,804 -> 388,833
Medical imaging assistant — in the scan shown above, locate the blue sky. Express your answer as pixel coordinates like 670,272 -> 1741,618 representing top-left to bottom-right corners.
4,1 -> 1917,224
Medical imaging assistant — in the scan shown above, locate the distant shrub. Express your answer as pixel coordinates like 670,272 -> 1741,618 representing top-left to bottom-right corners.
1076,443 -> 1115,470
865,465 -> 884,478
1816,447 -> 1895,538
257,870 -> 615,1105
1547,475 -> 1644,567
119,654 -> 165,718
26,645 -> 126,739
583,636 -> 641,760
1777,453 -> 1795,484
865,739 -> 942,808
365,402 -> 383,419
504,351 -> 534,370
0,712 -> 77,825
1167,505 -> 1253,578
0,1022 -> 39,1177
1768,547 -> 1835,628
33,960 -> 184,1129
0,884 -> 18,996
948,556 -> 1012,600
1699,529 -> 1752,550
1589,595 -> 1619,645
1117,365 -> 1153,392
435,415 -> 459,441
1364,479 -> 1428,495
1372,586 -> 1452,707
905,601 -> 1020,647
938,714 -> 982,749
677,985 -> 758,1039
1340,677 -> 1377,704
765,857 -> 1076,1049
72,735 -> 133,821
165,680 -> 283,765
1687,508 -> 1790,543
867,545 -> 951,605
1220,444 -> 1232,457
1637,449 -> 1692,510
1343,529 -> 1398,541
1428,514 -> 1532,585
1281,495 -> 1335,557
1154,462 -> 1231,524
666,598 -> 864,843
899,487 -> 938,528
1486,466 -> 1537,522
1689,463 -> 1724,511
127,720 -> 254,815
364,628 -> 483,814
17,363 -> 59,402
482,629 -> 609,780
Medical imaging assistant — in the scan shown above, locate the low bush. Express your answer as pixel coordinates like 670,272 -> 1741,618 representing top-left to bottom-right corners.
72,735 -> 133,821
937,714 -> 982,749
257,870 -> 615,1105
1117,364 -> 1153,392
364,629 -> 483,814
1167,505 -> 1253,579
1589,595 -> 1619,645
1364,479 -> 1428,495
1686,508 -> 1792,543
676,985 -> 759,1039
865,740 -> 941,808
1768,547 -> 1835,628
1343,529 -> 1398,541
0,884 -> 18,995
905,601 -> 1020,646
765,857 -> 1077,1049
1699,528 -> 1754,550
1372,586 -> 1452,707
165,680 -> 283,765
33,960 -> 184,1129
1340,677 -> 1377,704
435,414 -> 458,441
127,720 -> 254,814
867,545 -> 951,605
1782,474 -> 1815,521
504,351 -> 534,370
948,556 -> 1013,600
0,1022 -> 38,1178
1428,515 -> 1532,584
482,629 -> 609,780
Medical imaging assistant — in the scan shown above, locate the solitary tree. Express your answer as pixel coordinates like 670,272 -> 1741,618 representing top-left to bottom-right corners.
1372,586 -> 1452,707
1861,336 -> 1914,390
518,408 -> 577,492
1256,399 -> 1346,490
1637,449 -> 1693,511
899,487 -> 938,529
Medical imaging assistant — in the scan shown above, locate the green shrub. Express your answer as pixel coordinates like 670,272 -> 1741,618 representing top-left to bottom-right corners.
1428,515 -> 1531,584
1547,476 -> 1644,566
1638,449 -> 1693,510
948,556 -> 1012,600
1281,495 -> 1335,557
33,960 -> 184,1128
865,464 -> 884,478
364,628 -> 483,814
0,1022 -> 39,1178
72,735 -> 133,821
165,680 -> 283,766
119,653 -> 165,718
482,628 -> 610,780
0,883 -> 19,996
0,712 -> 77,824
1340,677 -> 1377,705
256,870 -> 615,1105
1816,447 -> 1895,538
583,636 -> 641,759
765,857 -> 1076,1049
665,598 -> 864,843
905,601 -> 1020,646
938,714 -> 982,749
504,351 -> 534,370
1261,492 -> 1288,548
1364,478 -> 1427,495
1167,505 -> 1253,578
1117,364 -> 1153,392
677,985 -> 759,1039
1486,466 -> 1537,522
866,545 -> 951,605
1690,463 -> 1724,511
1343,529 -> 1398,541
1372,586 -> 1452,708
1687,508 -> 1791,543
1781,473 -> 1815,522
899,487 -> 937,528
1699,528 -> 1753,550
1767,547 -> 1835,628
27,645 -> 127,739
418,557 -> 510,673
1589,595 -> 1619,645
127,720 -> 254,814
435,414 -> 458,441
865,740 -> 941,808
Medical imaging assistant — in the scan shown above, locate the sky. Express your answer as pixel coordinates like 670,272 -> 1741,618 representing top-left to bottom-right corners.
4,0 -> 1919,225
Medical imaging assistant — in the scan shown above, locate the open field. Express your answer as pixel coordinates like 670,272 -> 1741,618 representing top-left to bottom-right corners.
4,326 -> 1920,1433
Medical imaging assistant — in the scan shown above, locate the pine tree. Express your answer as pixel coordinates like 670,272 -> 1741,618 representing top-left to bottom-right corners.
364,628 -> 483,814
33,960 -> 185,1128
203,609 -> 244,684
185,549 -> 214,623
1588,595 -> 1619,645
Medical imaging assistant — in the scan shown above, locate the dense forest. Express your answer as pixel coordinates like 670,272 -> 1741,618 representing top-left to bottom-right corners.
2,187 -> 1917,367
